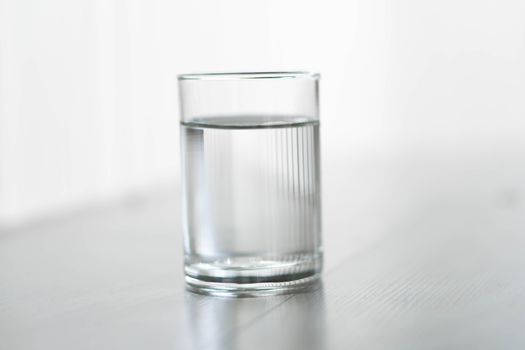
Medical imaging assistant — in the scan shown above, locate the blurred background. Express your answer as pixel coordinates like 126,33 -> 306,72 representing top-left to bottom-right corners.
1,0 -> 524,228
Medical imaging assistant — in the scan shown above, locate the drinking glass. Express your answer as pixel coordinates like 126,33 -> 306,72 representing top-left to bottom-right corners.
178,72 -> 322,296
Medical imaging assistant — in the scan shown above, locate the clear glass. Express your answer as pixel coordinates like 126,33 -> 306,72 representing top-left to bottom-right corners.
178,71 -> 322,296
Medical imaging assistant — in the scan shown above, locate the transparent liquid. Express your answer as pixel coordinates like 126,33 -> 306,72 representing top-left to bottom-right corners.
181,116 -> 322,296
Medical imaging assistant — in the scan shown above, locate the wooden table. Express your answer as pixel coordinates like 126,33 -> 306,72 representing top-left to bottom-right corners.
2,154 -> 525,349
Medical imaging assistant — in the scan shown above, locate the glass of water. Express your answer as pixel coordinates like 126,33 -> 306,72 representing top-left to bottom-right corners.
178,72 -> 322,296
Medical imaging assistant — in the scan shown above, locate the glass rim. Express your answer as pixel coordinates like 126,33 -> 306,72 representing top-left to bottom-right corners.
178,71 -> 320,81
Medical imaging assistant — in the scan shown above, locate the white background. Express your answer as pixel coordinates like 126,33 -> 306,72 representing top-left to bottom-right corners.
1,0 -> 524,227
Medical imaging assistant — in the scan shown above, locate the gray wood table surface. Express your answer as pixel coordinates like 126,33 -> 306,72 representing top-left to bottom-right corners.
2,154 -> 525,349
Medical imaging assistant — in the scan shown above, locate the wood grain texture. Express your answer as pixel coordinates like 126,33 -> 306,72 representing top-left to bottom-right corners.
1,155 -> 525,349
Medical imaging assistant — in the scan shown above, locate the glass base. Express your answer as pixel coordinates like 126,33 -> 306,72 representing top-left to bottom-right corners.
184,254 -> 322,297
